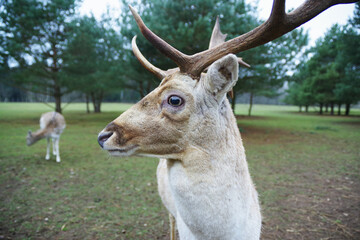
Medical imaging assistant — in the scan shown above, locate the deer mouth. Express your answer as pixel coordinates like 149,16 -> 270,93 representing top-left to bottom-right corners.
107,145 -> 138,157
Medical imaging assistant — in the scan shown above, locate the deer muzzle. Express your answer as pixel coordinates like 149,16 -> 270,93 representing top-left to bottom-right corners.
97,131 -> 113,148
97,121 -> 140,157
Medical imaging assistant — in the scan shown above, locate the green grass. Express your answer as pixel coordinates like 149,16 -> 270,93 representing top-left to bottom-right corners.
0,102 -> 359,239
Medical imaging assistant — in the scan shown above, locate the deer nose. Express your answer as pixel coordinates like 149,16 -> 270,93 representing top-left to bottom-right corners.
98,132 -> 113,148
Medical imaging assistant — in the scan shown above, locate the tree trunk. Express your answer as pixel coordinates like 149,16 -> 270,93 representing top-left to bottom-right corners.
52,44 -> 62,114
338,103 -> 342,115
330,102 -> 334,115
248,92 -> 253,117
85,94 -> 90,113
94,103 -> 101,113
345,103 -> 350,116
305,105 -> 309,113
91,91 -> 104,113
54,85 -> 62,113
319,103 -> 323,115
299,105 -> 302,112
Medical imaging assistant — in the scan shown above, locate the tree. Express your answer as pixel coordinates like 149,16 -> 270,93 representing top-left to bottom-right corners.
287,35 -> 338,114
287,22 -> 360,115
333,26 -> 360,115
63,15 -> 124,113
0,0 -> 77,113
284,83 -> 307,112
350,2 -> 360,28
285,57 -> 317,113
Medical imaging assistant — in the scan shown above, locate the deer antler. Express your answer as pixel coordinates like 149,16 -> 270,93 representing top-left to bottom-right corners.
130,0 -> 357,78
132,36 -> 178,78
129,6 -> 191,73
131,12 -> 248,79
131,36 -> 167,79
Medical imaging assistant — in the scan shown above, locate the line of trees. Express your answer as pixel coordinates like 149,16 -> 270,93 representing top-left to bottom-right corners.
285,3 -> 360,116
0,0 -> 358,115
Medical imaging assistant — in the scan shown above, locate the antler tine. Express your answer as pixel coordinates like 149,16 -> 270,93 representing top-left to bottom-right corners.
238,58 -> 251,68
132,36 -> 167,79
209,16 -> 227,50
209,16 -> 250,68
269,0 -> 286,23
129,5 -> 191,73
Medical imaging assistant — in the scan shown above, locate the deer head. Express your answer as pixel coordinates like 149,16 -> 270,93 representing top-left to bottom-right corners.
26,130 -> 44,146
98,54 -> 240,159
26,130 -> 35,146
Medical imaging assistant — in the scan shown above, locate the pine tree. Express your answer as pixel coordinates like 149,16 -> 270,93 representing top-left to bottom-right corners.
63,16 -> 124,112
0,0 -> 77,113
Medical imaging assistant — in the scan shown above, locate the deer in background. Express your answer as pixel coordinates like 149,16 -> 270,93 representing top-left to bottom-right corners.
97,0 -> 357,239
27,112 -> 66,163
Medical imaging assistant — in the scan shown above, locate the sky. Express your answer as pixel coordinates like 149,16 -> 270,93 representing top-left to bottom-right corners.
79,0 -> 356,46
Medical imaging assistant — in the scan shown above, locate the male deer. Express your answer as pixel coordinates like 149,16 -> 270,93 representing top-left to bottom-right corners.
27,112 -> 66,163
98,1 -> 357,239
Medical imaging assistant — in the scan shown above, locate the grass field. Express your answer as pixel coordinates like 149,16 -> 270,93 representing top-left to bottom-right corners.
0,102 -> 359,240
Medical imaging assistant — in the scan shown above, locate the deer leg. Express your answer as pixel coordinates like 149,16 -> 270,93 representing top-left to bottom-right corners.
55,138 -> 61,163
169,213 -> 176,240
52,138 -> 57,155
45,137 -> 50,160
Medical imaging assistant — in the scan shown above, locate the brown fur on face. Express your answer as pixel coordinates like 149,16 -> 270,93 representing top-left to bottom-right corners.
100,73 -> 196,158
105,122 -> 138,146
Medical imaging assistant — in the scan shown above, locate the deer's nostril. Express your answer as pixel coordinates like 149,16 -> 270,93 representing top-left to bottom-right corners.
98,132 -> 113,148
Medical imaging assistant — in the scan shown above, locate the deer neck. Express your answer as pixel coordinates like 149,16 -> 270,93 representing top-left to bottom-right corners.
178,98 -> 247,172
30,127 -> 53,143
165,101 -> 254,239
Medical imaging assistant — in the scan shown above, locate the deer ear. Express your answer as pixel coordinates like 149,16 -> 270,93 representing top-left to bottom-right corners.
28,130 -> 32,135
204,54 -> 238,101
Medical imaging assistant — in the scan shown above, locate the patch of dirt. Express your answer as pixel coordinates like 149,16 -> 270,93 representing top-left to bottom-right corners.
335,120 -> 360,127
261,175 -> 360,240
291,111 -> 360,118
240,125 -> 306,146
235,115 -> 270,121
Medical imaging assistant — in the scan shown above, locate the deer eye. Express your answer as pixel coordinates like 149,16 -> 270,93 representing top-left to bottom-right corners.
168,95 -> 184,107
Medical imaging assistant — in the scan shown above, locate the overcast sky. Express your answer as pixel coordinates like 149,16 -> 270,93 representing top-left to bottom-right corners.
79,0 -> 356,46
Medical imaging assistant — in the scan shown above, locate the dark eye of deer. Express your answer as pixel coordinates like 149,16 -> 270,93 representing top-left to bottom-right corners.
168,95 -> 183,107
